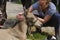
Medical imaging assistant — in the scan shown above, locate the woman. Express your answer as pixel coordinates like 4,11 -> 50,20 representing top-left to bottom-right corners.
17,0 -> 60,40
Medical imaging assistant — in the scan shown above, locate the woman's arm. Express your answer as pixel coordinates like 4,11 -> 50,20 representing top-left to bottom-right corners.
28,5 -> 52,24
38,15 -> 52,23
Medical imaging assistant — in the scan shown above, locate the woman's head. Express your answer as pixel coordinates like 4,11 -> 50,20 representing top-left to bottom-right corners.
39,0 -> 51,10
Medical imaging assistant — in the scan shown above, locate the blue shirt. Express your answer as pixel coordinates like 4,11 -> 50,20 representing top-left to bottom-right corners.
32,2 -> 57,17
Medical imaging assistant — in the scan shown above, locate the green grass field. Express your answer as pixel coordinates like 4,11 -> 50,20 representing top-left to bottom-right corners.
27,33 -> 47,40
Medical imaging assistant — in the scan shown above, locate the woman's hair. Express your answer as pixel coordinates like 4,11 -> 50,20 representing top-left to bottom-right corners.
39,0 -> 51,10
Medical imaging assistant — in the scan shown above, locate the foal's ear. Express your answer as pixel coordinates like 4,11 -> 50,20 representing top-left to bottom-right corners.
25,9 -> 29,12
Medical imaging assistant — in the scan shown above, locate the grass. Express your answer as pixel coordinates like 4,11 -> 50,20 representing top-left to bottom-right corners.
27,33 -> 47,40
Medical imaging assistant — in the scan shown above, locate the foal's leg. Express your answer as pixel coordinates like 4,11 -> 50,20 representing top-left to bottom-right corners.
1,0 -> 7,19
0,6 -> 7,25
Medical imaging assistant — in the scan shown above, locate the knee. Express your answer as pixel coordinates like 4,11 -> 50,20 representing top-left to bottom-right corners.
51,13 -> 60,26
53,13 -> 60,20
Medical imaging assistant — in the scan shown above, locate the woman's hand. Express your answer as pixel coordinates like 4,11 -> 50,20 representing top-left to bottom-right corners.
37,17 -> 45,23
